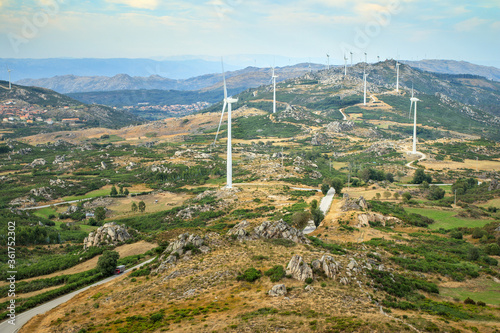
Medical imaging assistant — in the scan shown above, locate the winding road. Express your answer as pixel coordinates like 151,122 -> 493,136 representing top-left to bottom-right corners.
0,258 -> 155,333
303,187 -> 335,234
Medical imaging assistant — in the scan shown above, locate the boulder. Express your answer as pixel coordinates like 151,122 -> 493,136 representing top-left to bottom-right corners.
489,179 -> 500,191
319,255 -> 341,279
30,158 -> 46,168
268,284 -> 287,297
286,255 -> 313,282
164,233 -> 206,256
83,222 -> 132,250
30,187 -> 52,200
53,155 -> 66,164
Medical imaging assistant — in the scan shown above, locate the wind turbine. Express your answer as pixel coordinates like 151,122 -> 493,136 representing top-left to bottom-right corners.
350,51 -> 353,66
396,61 -> 401,93
363,72 -> 369,106
271,66 -> 278,114
344,54 -> 348,76
326,54 -> 330,70
6,66 -> 12,90
214,59 -> 238,188
364,52 -> 367,64
409,86 -> 421,154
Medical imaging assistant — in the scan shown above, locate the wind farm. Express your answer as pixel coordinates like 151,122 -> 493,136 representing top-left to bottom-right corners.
1,1 -> 499,333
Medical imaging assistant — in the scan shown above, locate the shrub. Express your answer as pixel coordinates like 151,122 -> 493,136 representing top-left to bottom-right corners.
450,231 -> 463,240
402,192 -> 412,202
477,301 -> 486,307
427,186 -> 445,200
291,211 -> 311,230
264,265 -> 285,282
485,243 -> 500,256
237,268 -> 262,282
464,297 -> 475,305
412,169 -> 432,184
97,250 -> 120,276
305,277 -> 313,284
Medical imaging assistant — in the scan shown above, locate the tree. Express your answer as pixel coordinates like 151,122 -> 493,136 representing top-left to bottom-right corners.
412,169 -> 432,184
427,186 -> 445,200
119,185 -> 124,195
421,180 -> 430,189
331,178 -> 344,195
310,199 -> 318,210
359,168 -> 371,182
291,211 -> 311,230
311,209 -> 325,228
321,183 -> 330,195
124,188 -> 129,196
110,186 -> 118,196
87,218 -> 99,226
485,243 -> 500,256
386,173 -> 394,183
402,192 -> 412,202
138,201 -> 146,213
467,247 -> 479,261
383,191 -> 391,200
94,207 -> 106,222
393,192 -> 400,200
97,250 -> 120,276
131,202 -> 138,212
375,193 -> 381,200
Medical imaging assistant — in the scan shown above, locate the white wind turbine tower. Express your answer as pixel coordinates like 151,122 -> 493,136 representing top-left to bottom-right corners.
6,66 -> 13,90
396,61 -> 401,93
271,66 -> 278,114
344,54 -> 348,76
214,59 -> 238,188
363,71 -> 369,106
350,51 -> 353,66
409,86 -> 421,154
326,54 -> 330,70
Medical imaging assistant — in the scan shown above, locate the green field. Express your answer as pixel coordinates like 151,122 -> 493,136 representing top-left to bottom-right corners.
33,207 -> 58,219
405,207 -> 492,230
63,188 -> 110,201
440,280 -> 500,305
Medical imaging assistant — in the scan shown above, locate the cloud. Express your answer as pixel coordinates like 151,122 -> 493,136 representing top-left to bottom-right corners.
106,0 -> 159,10
492,21 -> 500,30
454,17 -> 488,32
0,0 -> 8,8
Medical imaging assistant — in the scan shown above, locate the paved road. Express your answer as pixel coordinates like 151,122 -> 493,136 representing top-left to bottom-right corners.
0,258 -> 155,333
401,183 -> 452,187
339,108 -> 347,120
404,150 -> 427,170
304,187 -> 335,234
19,197 -> 94,211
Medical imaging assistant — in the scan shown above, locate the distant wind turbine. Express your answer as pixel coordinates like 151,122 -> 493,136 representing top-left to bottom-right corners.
326,54 -> 330,70
344,54 -> 348,76
214,58 -> 238,188
409,86 -> 421,154
271,66 -> 278,114
377,55 -> 380,62
350,52 -> 353,66
363,72 -> 368,106
396,60 -> 401,93
6,66 -> 12,90
364,52 -> 367,64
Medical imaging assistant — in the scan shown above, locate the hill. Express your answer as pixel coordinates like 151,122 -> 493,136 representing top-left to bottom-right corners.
406,59 -> 500,82
0,81 -> 141,134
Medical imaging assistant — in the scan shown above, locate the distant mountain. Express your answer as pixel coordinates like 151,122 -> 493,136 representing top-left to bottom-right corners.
405,60 -> 500,82
0,81 -> 140,128
0,58 -> 240,80
17,64 -> 325,94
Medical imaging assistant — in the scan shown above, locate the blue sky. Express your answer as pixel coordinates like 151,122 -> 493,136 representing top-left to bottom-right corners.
0,0 -> 499,67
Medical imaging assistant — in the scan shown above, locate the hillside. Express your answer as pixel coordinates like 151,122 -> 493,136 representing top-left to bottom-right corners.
406,60 -> 500,82
1,58 -> 500,333
16,64 -> 326,94
0,81 -> 141,133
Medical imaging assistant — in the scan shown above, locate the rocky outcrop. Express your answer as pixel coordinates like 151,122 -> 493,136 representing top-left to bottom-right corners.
228,220 -> 310,244
356,213 -> 401,228
53,155 -> 66,164
312,255 -> 341,279
83,222 -> 132,250
30,158 -> 46,168
15,148 -> 32,155
489,179 -> 500,191
176,205 -> 212,220
268,284 -> 287,297
174,149 -> 211,159
341,196 -> 368,211
325,121 -> 354,133
49,178 -> 68,187
311,133 -> 328,146
156,233 -> 210,273
30,187 -> 52,200
286,255 -> 313,282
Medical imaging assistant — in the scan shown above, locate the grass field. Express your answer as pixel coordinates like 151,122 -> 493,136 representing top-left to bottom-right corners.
63,188 -> 111,202
440,279 -> 500,305
33,207 -> 58,219
404,207 -> 492,230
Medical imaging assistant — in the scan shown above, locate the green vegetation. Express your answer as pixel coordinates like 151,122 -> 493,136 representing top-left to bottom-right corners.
97,250 -> 120,276
264,265 -> 285,282
236,267 -> 262,282
404,207 -> 491,230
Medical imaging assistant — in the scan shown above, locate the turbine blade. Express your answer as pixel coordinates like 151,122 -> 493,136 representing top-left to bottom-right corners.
221,58 -> 227,100
409,101 -> 413,119
214,100 -> 227,145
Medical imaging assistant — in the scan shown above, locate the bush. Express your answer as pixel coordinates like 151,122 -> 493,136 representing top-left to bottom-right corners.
450,231 -> 463,240
464,297 -> 475,305
291,211 -> 311,230
237,268 -> 262,282
467,247 -> 480,261
485,243 -> 500,256
311,208 -> 324,228
412,169 -> 432,184
427,186 -> 445,200
477,301 -> 486,307
402,192 -> 412,202
264,265 -> 285,282
305,277 -> 313,284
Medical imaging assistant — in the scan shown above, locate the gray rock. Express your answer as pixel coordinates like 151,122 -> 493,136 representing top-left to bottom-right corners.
83,222 -> 132,250
30,158 -> 46,168
286,255 -> 313,282
320,255 -> 341,279
305,285 -> 314,292
268,284 -> 287,297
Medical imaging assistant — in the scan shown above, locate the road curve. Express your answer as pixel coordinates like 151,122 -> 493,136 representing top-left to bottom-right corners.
0,258 -> 156,333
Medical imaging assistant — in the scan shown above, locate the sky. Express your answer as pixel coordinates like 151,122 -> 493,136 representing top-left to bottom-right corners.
0,0 -> 499,68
